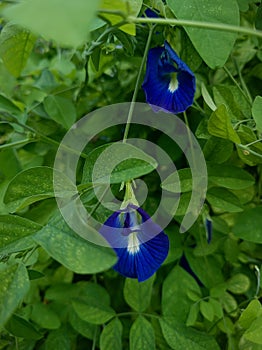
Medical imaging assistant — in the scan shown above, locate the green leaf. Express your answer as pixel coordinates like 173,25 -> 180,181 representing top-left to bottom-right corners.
217,316 -> 235,334
0,93 -> 23,115
233,207 -> 262,243
43,326 -> 73,350
221,292 -> 238,314
72,300 -> 115,325
209,298 -> 223,318
256,4 -> 262,30
69,310 -> 96,340
0,149 -> 21,180
173,192 -> 191,216
0,215 -> 41,255
123,275 -> 155,312
195,118 -> 210,140
236,125 -> 262,166
167,0 -> 239,68
185,251 -> 224,288
4,166 -> 76,213
212,216 -> 230,234
207,164 -> 255,189
3,0 -> 100,48
208,105 -> 241,143
206,187 -> 243,213
5,314 -> 42,340
161,168 -> 192,193
100,0 -> 143,36
160,318 -> 220,350
151,318 -> 171,350
82,143 -> 158,184
239,299 -> 261,329
100,318 -> 123,350
230,85 -> 251,119
252,96 -> 262,132
45,283 -> 84,302
164,226 -> 183,265
210,284 -> 227,298
46,281 -> 108,305
27,269 -> 45,280
130,315 -> 155,350
186,304 -> 199,327
0,23 -> 36,77
201,83 -> 216,111
43,95 -> 76,129
30,303 -> 61,329
244,316 -> 262,345
237,0 -> 250,12
213,85 -> 243,120
0,264 -> 30,327
200,301 -> 214,322
33,211 -> 117,274
72,284 -> 115,325
162,266 -> 202,322
227,273 -> 250,294
180,30 -> 202,71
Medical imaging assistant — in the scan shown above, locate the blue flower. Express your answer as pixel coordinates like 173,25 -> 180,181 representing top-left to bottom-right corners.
99,204 -> 169,282
144,8 -> 160,18
205,218 -> 212,244
142,41 -> 196,114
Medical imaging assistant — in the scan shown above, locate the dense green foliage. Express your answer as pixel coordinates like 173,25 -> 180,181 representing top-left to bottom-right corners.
0,0 -> 262,349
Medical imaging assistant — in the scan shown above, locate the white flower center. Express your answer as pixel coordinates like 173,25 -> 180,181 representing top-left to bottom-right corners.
168,72 -> 179,93
127,232 -> 140,254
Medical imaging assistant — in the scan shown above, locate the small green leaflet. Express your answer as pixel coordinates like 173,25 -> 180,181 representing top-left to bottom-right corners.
130,316 -> 156,350
0,23 -> 36,77
208,105 -> 240,144
0,264 -> 30,328
252,96 -> 262,132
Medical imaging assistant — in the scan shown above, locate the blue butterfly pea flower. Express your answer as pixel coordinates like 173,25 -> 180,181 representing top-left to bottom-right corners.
144,8 -> 160,18
142,41 -> 196,114
99,204 -> 169,282
205,218 -> 212,244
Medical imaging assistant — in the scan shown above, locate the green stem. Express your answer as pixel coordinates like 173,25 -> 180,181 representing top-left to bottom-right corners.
0,138 -> 35,150
245,139 -> 262,147
233,118 -> 252,129
127,16 -> 262,39
233,59 -> 253,104
92,326 -> 98,350
254,265 -> 261,298
238,143 -> 262,159
122,24 -> 155,142
223,66 -> 252,106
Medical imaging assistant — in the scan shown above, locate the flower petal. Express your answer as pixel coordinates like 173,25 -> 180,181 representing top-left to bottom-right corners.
205,218 -> 212,244
142,41 -> 196,114
114,230 -> 169,282
99,205 -> 169,281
